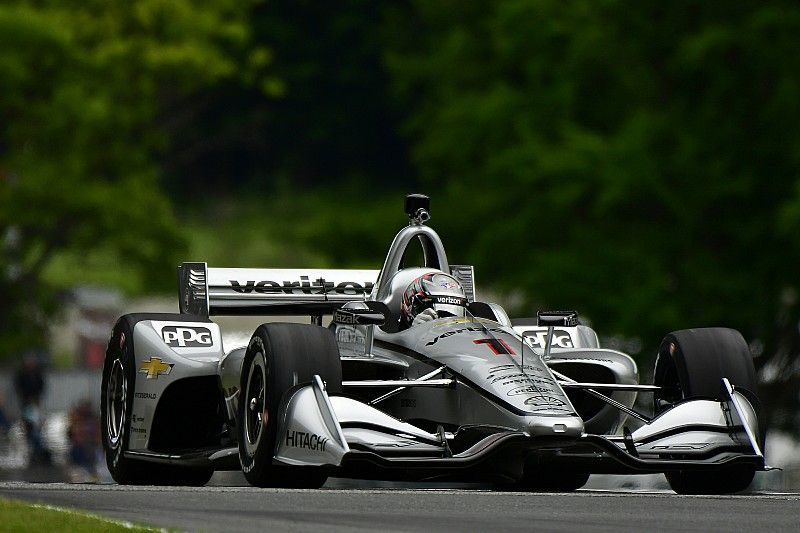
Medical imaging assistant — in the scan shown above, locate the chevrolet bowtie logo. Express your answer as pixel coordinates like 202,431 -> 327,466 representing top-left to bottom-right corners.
139,357 -> 174,379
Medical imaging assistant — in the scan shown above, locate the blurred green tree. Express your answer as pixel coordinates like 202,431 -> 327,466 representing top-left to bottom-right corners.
0,0 -> 258,359
384,1 -> 800,428
160,0 -> 412,198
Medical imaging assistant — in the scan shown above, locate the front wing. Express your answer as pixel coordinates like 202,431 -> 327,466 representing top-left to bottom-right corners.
273,376 -> 765,482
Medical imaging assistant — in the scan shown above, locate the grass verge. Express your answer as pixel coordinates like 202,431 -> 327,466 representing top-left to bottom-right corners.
0,497 -> 166,532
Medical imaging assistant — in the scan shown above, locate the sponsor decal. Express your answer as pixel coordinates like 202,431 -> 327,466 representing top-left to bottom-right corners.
487,364 -> 544,375
433,295 -> 467,306
555,357 -> 616,364
285,430 -> 328,452
139,357 -> 174,379
134,392 -> 157,400
508,385 -> 553,396
501,377 -> 553,386
487,372 -> 546,385
523,330 -> 574,349
333,310 -> 359,325
161,325 -> 213,347
439,280 -> 457,289
523,395 -> 570,412
337,326 -> 367,357
130,427 -> 147,434
337,327 -> 365,345
473,338 -> 516,356
425,326 -> 505,346
230,277 -> 374,296
131,414 -> 145,424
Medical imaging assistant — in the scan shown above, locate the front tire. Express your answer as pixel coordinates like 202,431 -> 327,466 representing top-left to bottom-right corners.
654,327 -> 760,495
665,466 -> 755,496
238,323 -> 342,488
101,315 -> 213,486
101,318 -> 137,483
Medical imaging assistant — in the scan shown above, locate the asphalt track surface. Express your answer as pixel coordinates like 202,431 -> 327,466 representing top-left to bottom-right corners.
1,481 -> 799,532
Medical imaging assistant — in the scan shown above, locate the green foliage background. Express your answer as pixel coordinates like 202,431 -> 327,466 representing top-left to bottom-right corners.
1,0 -> 799,428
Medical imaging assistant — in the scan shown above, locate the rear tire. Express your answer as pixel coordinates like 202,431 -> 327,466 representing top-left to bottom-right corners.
101,315 -> 213,486
238,323 -> 342,488
653,327 -> 759,495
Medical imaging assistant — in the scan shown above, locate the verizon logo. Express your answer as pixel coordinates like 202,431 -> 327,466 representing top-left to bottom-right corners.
230,276 -> 374,295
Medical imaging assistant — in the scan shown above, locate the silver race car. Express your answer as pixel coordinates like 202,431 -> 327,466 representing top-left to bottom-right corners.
101,194 -> 766,493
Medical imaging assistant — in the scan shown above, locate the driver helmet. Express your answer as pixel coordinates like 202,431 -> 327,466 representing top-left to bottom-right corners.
400,272 -> 467,327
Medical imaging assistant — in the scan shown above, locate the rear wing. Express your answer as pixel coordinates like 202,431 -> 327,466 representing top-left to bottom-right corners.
178,262 -> 476,317
178,262 -> 379,317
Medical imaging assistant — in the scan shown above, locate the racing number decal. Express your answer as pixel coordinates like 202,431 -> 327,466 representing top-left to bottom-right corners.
473,338 -> 516,356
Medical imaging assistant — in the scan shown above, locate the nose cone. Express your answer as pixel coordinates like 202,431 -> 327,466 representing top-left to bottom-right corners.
526,415 -> 584,437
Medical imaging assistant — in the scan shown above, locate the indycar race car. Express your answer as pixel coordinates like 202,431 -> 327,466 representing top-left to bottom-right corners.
101,194 -> 767,494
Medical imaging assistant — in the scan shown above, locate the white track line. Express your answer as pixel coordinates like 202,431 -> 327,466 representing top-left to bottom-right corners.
21,501 -> 167,531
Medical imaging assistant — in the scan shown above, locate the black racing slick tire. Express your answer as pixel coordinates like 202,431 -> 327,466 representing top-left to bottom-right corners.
238,323 -> 342,488
653,327 -> 760,495
101,315 -> 213,486
654,328 -> 757,405
664,465 -> 756,496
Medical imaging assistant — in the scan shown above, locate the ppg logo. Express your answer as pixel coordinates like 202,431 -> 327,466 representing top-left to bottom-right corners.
523,330 -> 573,349
161,326 -> 213,347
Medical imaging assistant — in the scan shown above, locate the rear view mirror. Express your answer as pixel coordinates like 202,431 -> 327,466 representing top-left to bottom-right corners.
537,310 -> 579,327
333,302 -> 387,326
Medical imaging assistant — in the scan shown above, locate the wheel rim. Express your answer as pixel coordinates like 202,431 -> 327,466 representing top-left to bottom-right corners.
244,352 -> 267,454
106,359 -> 126,448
